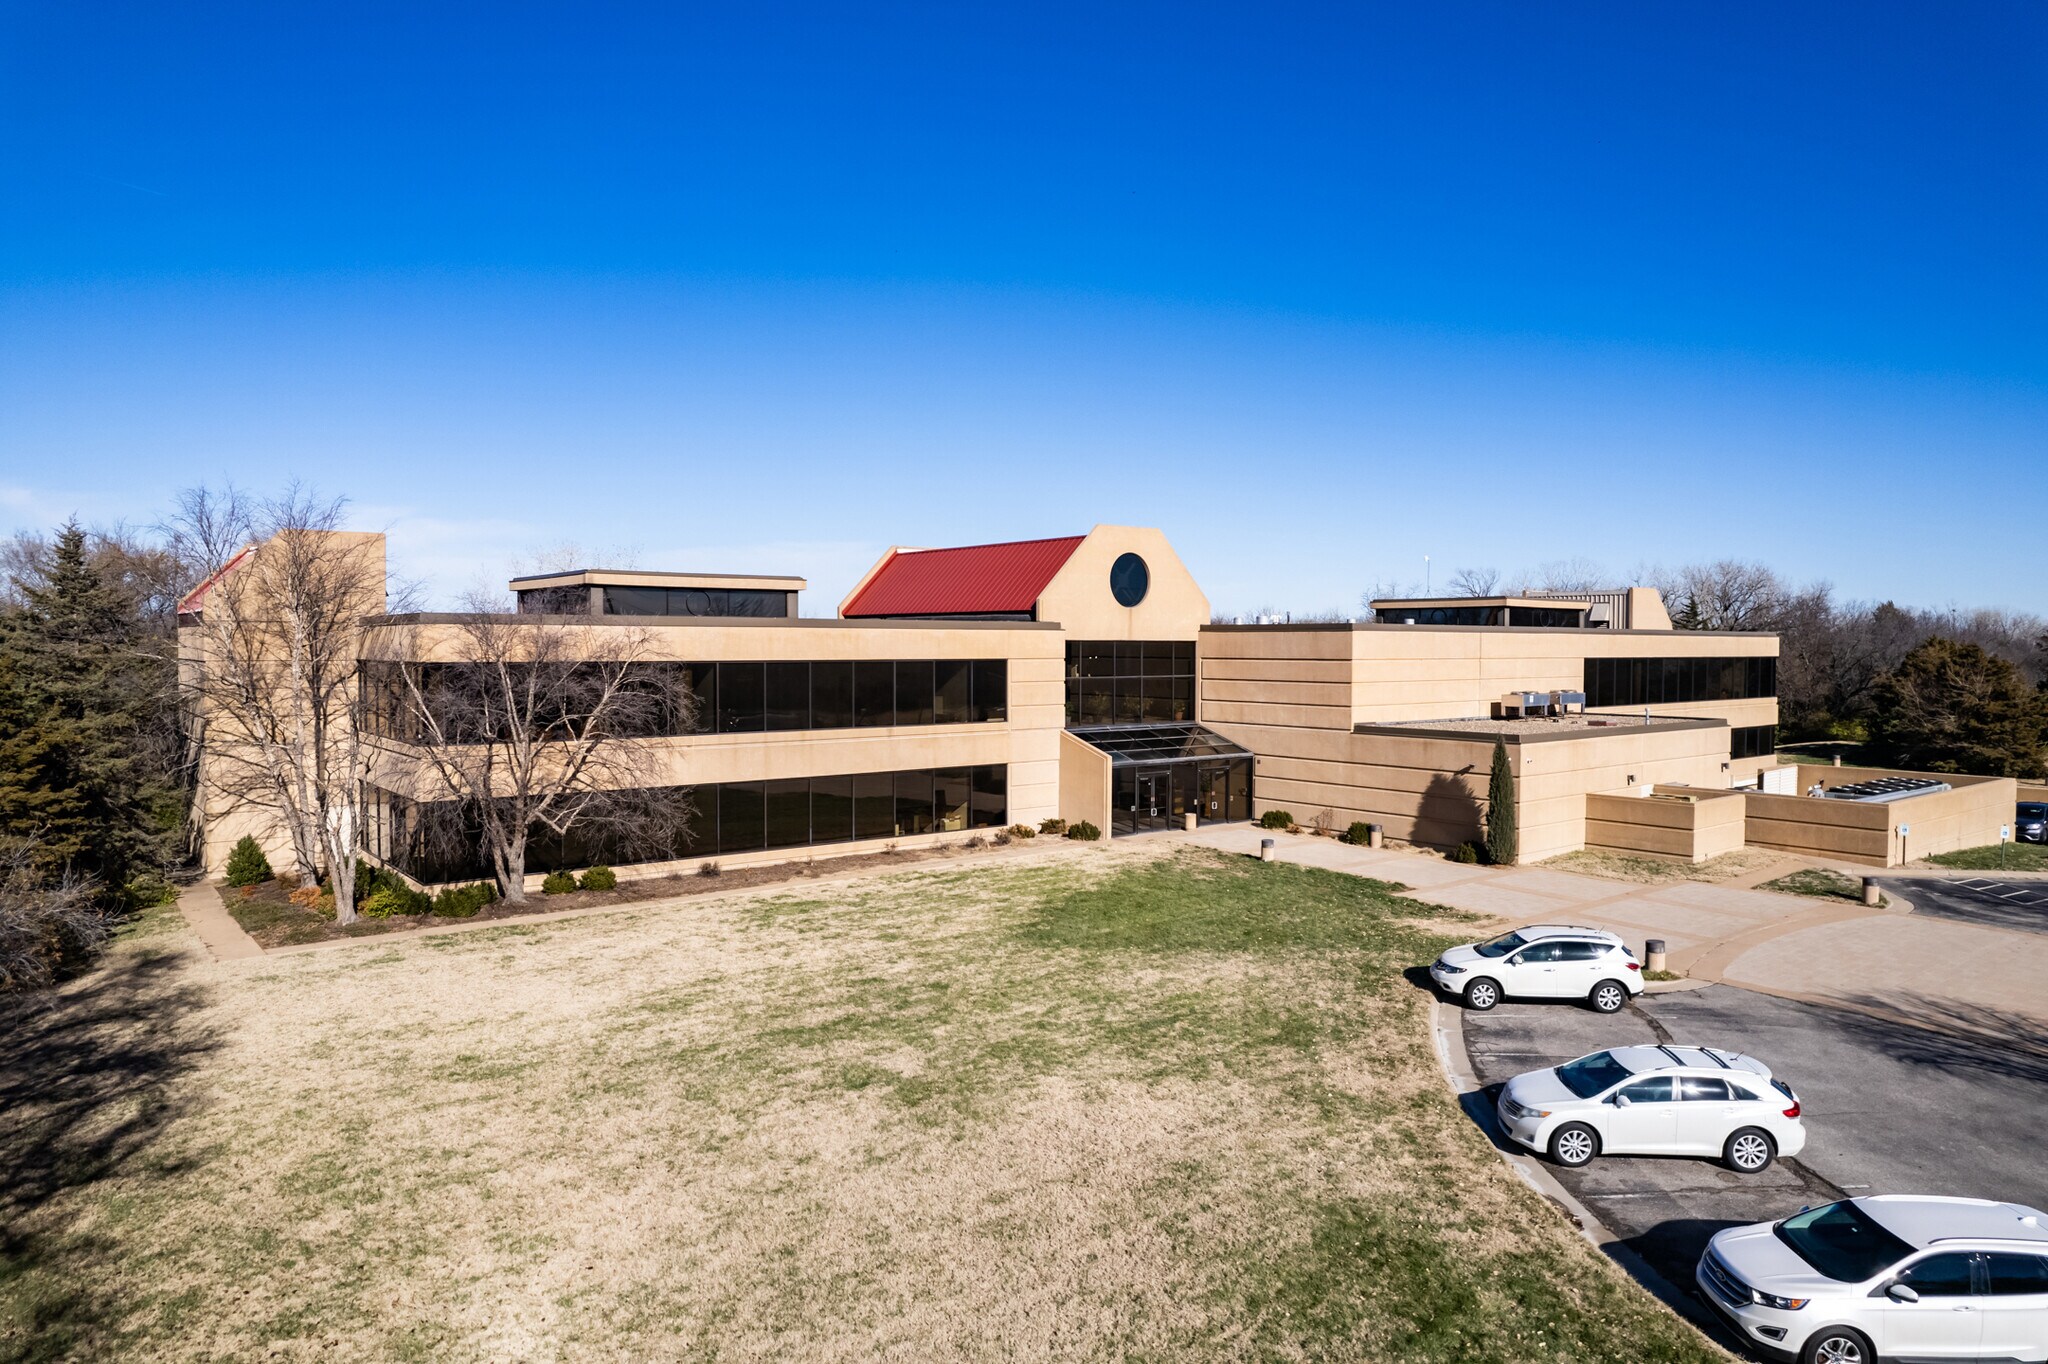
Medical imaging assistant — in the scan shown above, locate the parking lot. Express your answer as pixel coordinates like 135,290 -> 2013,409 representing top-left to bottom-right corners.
1884,874 -> 2048,934
1457,984 -> 2048,1350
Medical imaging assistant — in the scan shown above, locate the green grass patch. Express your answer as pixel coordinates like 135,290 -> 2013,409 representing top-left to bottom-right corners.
1927,841 -> 2048,871
1762,867 -> 1882,904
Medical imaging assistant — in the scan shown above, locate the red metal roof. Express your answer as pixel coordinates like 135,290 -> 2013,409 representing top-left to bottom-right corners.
841,535 -> 1085,617
176,544 -> 256,617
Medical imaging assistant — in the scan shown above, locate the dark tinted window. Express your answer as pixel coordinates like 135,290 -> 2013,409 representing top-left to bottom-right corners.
764,663 -> 809,731
1984,1254 -> 2048,1295
894,769 -> 933,835
1898,1254 -> 1976,1297
718,781 -> 764,852
1679,1077 -> 1730,1101
854,662 -> 894,727
1619,1077 -> 1676,1103
763,779 -> 810,849
853,771 -> 894,840
1065,640 -> 1195,725
971,765 -> 1006,828
933,660 -> 971,725
971,659 -> 1007,722
1583,656 -> 1778,708
933,767 -> 972,832
810,775 -> 854,845
718,662 -> 765,732
1513,943 -> 1563,963
1775,1202 -> 1917,1282
811,662 -> 853,729
1556,942 -> 1608,961
894,660 -> 934,726
605,585 -> 668,615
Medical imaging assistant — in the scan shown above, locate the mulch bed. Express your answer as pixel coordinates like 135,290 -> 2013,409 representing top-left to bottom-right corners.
222,836 -> 1055,950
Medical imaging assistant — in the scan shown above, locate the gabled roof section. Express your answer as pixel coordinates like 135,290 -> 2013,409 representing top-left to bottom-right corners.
840,535 -> 1085,618
176,544 -> 258,618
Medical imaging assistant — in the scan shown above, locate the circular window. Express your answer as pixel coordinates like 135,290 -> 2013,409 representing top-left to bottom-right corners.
1109,552 -> 1149,608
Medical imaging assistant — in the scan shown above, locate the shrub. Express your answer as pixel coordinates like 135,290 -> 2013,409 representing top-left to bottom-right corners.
1346,821 -> 1374,846
1258,809 -> 1294,831
359,884 -> 416,919
288,883 -> 327,910
1038,818 -> 1067,836
1006,823 -> 1036,839
541,871 -> 579,895
432,881 -> 497,918
579,865 -> 619,892
1484,736 -> 1519,867
1451,842 -> 1481,865
963,833 -> 988,850
1066,820 -> 1102,841
123,874 -> 179,909
224,836 -> 272,888
697,860 -> 721,878
992,829 -> 1012,847
272,871 -> 300,892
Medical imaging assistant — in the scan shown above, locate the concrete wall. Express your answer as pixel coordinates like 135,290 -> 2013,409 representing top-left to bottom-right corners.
1058,729 -> 1112,833
1199,621 -> 1779,784
2019,781 -> 2048,805
1034,524 -> 1210,641
1746,765 -> 2017,866
1586,787 -> 1747,863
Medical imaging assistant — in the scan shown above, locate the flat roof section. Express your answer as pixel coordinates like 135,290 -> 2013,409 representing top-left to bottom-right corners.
1357,714 -> 1727,744
1202,622 -> 1779,638
509,569 -> 808,591
1367,595 -> 1590,611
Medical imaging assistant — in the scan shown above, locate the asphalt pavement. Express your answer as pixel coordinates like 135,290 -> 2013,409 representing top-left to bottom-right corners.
1883,875 -> 2048,935
1457,984 -> 2048,1339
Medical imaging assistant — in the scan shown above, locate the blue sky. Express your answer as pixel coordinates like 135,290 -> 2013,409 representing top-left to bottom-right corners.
3,2 -> 2043,614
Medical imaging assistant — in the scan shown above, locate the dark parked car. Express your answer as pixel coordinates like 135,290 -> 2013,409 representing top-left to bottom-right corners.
2019,802 -> 2047,844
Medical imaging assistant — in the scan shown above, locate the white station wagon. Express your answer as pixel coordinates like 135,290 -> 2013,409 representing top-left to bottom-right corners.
1430,924 -> 1643,1013
1700,1196 -> 2048,1364
1496,1044 -> 1806,1172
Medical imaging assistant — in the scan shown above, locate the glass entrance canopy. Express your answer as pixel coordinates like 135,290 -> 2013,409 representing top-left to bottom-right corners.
1069,724 -> 1254,834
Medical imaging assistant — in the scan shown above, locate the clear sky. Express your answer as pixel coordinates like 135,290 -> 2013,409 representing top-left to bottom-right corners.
3,2 -> 2043,615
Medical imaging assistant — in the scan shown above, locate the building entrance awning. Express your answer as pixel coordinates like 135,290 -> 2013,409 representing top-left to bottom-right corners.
1069,723 -> 1251,767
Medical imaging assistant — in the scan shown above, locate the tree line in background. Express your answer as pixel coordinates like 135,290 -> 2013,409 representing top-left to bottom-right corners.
1424,557 -> 2048,778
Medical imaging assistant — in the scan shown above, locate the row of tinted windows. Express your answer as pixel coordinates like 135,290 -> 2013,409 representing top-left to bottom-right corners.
361,659 -> 1008,740
368,765 -> 1007,882
1730,724 -> 1777,761
1066,640 -> 1196,725
603,586 -> 793,618
1582,656 -> 1777,708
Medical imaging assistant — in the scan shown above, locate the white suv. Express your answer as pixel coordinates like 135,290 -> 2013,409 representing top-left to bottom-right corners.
1496,1044 -> 1806,1173
1430,925 -> 1642,1013
1699,1196 -> 2048,1364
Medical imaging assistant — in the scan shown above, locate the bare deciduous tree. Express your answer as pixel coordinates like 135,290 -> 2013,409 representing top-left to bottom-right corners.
1447,566 -> 1500,597
0,839 -> 105,993
368,597 -> 696,903
1523,557 -> 1608,594
168,485 -> 398,923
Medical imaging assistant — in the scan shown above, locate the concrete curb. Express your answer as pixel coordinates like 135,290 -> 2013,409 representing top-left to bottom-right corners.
1426,993 -> 1739,1351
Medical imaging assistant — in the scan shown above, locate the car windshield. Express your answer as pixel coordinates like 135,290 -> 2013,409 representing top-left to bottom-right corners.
1775,1202 -> 1915,1282
2021,803 -> 2047,818
1474,931 -> 1528,959
1556,1051 -> 1633,1099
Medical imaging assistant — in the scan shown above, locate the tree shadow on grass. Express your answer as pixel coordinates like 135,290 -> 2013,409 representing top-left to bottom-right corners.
1830,991 -> 2048,1089
0,948 -> 218,1362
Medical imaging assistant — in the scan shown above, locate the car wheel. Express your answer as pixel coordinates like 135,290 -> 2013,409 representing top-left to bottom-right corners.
1725,1127 -> 1775,1173
1801,1326 -> 1872,1364
1588,980 -> 1628,1014
1464,977 -> 1500,1011
1549,1123 -> 1598,1168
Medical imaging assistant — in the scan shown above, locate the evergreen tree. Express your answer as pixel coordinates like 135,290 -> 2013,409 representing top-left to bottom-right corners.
1484,736 -> 1518,866
1866,638 -> 2048,778
0,522 -> 168,902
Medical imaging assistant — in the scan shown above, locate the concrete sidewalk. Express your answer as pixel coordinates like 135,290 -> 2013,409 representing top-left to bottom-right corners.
1182,824 -> 2048,1027
177,882 -> 265,961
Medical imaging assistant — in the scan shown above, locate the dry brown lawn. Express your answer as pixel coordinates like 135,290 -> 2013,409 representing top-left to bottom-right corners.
0,841 -> 1727,1363
1538,847 -> 1786,886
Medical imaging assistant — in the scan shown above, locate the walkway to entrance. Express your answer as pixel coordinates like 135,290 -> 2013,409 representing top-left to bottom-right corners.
1067,723 -> 1253,835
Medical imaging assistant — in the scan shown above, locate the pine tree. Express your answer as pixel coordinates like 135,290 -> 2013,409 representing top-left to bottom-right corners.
1484,736 -> 1518,866
1867,638 -> 2048,778
0,522 -> 167,901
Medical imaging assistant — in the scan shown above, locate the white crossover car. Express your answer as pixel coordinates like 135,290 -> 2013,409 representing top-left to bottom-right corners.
1699,1196 -> 2048,1364
1496,1044 -> 1806,1172
1430,924 -> 1643,1013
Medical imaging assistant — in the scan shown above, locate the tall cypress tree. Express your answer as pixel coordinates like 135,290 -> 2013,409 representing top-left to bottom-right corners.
1484,736 -> 1518,866
0,522 -> 166,901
